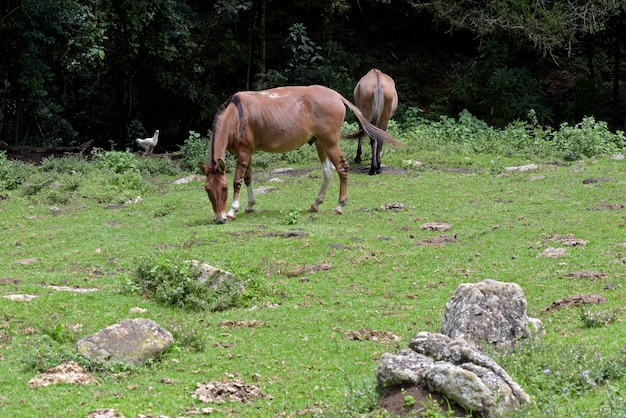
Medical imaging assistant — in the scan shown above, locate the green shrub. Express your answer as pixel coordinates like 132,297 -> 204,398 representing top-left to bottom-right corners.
131,255 -> 245,312
580,306 -> 618,328
92,149 -> 139,173
551,117 -> 626,161
491,339 -> 626,413
180,130 -> 210,171
40,154 -> 92,174
0,151 -> 31,191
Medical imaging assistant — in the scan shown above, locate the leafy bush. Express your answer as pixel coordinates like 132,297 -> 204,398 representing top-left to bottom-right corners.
179,130 -> 210,171
135,155 -> 183,177
19,171 -> 56,197
492,339 -> 626,414
551,117 -> 626,161
398,108 -> 626,160
131,255 -> 245,312
92,149 -> 139,174
580,306 -> 618,328
0,151 -> 31,191
40,154 -> 92,174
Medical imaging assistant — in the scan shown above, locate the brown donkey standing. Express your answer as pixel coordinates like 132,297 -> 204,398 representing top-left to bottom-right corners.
350,69 -> 398,175
199,85 -> 400,224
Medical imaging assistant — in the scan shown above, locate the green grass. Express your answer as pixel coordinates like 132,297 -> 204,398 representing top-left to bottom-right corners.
1,119 -> 626,417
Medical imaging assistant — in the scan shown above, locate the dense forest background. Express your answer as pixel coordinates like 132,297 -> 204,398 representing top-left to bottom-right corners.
1,0 -> 625,151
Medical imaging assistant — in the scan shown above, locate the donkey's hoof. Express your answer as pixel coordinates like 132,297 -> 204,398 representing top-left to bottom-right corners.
308,205 -> 319,213
333,207 -> 343,215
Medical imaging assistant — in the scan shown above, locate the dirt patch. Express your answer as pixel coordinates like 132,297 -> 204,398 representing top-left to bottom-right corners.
416,235 -> 458,247
377,385 -> 469,417
192,380 -> 272,404
419,222 -> 451,232
2,140 -> 94,165
261,231 -> 308,239
28,361 -> 98,388
593,204 -> 626,210
582,177 -> 612,184
217,320 -> 265,328
375,202 -> 414,211
542,293 -> 606,312
346,328 -> 400,343
271,167 -> 313,177
87,409 -> 124,418
537,247 -> 567,258
3,294 -> 37,301
0,278 -> 20,285
42,285 -> 100,292
356,166 -> 408,175
15,258 -> 38,265
280,262 -> 332,277
566,270 -> 606,280
548,234 -> 588,247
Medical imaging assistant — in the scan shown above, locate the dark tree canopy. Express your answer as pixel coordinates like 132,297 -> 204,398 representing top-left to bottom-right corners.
1,0 -> 626,150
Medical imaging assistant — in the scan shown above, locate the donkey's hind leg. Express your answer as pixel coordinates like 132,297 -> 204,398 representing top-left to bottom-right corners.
354,137 -> 363,163
308,157 -> 334,213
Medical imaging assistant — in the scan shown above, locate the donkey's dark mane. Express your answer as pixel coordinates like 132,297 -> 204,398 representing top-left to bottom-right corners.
209,93 -> 244,169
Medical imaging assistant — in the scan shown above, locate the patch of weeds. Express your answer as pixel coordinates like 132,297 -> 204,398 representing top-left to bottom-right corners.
131,254 -> 246,311
580,306 -> 618,328
401,387 -> 416,408
491,339 -> 626,413
40,154 -> 91,174
236,275 -> 286,308
82,358 -> 143,376
44,188 -> 74,205
401,159 -> 423,171
21,334 -> 78,373
489,159 -> 505,175
420,394 -> 463,418
167,325 -> 206,352
281,208 -> 300,225
180,130 -> 210,171
42,321 -> 76,344
599,384 -> 626,417
20,171 -> 54,197
153,202 -> 176,217
92,149 -> 139,174
327,377 -> 379,416
136,156 -> 183,176
0,151 -> 30,190
59,172 -> 82,192
119,273 -> 141,294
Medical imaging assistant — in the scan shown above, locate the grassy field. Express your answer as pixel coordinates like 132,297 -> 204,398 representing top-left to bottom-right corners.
1,118 -> 626,417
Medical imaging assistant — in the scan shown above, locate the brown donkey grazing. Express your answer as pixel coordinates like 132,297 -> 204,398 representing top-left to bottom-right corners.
350,69 -> 398,175
198,85 -> 400,224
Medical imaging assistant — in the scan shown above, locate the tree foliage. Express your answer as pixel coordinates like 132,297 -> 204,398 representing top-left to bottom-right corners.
1,0 -> 626,149
410,0 -> 622,58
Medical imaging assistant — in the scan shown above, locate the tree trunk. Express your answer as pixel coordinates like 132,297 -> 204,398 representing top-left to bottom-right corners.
247,0 -> 266,90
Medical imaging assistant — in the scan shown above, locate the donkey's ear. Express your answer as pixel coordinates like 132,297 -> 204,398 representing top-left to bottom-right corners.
198,162 -> 209,175
217,159 -> 226,174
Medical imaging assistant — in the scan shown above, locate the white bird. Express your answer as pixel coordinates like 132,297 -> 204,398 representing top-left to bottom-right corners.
136,130 -> 159,155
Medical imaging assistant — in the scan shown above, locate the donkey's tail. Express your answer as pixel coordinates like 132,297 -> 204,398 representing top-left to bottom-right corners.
341,97 -> 401,147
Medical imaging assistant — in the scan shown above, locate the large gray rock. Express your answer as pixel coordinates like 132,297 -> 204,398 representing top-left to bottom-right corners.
77,318 -> 173,366
189,259 -> 241,290
377,332 -> 530,418
440,279 -> 541,348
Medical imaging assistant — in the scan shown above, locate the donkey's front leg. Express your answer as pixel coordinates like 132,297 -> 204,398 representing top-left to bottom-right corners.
227,157 -> 250,220
244,159 -> 256,213
309,158 -> 334,212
